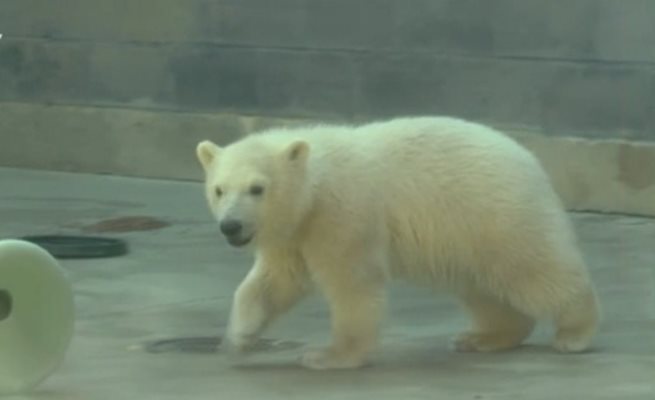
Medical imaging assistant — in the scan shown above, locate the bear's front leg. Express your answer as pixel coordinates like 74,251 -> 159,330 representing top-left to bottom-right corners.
301,256 -> 386,370
226,256 -> 308,354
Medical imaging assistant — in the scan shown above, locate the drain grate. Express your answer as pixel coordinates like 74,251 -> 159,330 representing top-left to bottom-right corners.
143,336 -> 302,354
82,216 -> 170,233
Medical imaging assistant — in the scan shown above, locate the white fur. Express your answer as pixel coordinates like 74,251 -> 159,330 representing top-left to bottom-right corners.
196,116 -> 600,369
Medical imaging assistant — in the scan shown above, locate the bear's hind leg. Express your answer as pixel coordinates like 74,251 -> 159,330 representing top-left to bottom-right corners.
502,255 -> 600,353
552,286 -> 600,353
454,290 -> 535,352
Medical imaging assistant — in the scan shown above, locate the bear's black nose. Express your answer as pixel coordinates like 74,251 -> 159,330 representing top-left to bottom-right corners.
220,219 -> 243,236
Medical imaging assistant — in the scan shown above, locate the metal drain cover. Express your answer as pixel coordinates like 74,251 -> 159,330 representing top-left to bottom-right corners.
20,235 -> 128,259
144,336 -> 221,354
143,336 -> 302,354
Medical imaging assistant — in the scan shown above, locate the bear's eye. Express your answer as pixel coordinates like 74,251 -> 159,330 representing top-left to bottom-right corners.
214,186 -> 223,197
249,184 -> 264,196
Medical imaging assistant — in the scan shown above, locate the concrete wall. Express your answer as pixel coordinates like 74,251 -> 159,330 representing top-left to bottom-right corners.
1,1 -> 654,215
1,0 -> 654,139
2,102 -> 654,217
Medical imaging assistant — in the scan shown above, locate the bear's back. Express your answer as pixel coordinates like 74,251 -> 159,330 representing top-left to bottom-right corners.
267,117 -> 564,279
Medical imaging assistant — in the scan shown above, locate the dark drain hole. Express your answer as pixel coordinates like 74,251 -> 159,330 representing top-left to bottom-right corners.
143,336 -> 302,354
0,290 -> 12,321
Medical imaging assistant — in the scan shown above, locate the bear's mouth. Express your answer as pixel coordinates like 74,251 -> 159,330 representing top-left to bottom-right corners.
227,235 -> 253,247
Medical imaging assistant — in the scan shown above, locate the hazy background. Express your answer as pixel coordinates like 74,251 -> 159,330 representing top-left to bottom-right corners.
0,1 -> 653,211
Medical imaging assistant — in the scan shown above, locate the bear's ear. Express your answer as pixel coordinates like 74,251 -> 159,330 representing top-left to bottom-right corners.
283,140 -> 310,163
196,140 -> 222,170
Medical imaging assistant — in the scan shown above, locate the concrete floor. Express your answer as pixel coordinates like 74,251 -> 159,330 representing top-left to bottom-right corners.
1,167 -> 654,400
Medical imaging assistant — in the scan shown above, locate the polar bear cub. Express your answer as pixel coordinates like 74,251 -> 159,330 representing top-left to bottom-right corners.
196,116 -> 600,370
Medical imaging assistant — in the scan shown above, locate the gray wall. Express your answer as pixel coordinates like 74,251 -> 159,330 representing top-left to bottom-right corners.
1,0 -> 654,140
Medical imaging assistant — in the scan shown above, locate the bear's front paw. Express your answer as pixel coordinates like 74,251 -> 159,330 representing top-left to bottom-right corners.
225,330 -> 260,355
300,348 -> 367,370
452,331 -> 524,353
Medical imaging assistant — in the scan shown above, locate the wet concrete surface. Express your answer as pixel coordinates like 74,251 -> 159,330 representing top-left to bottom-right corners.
0,167 -> 654,400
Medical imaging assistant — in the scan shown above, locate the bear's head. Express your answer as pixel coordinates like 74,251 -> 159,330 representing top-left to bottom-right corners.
196,136 -> 311,248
